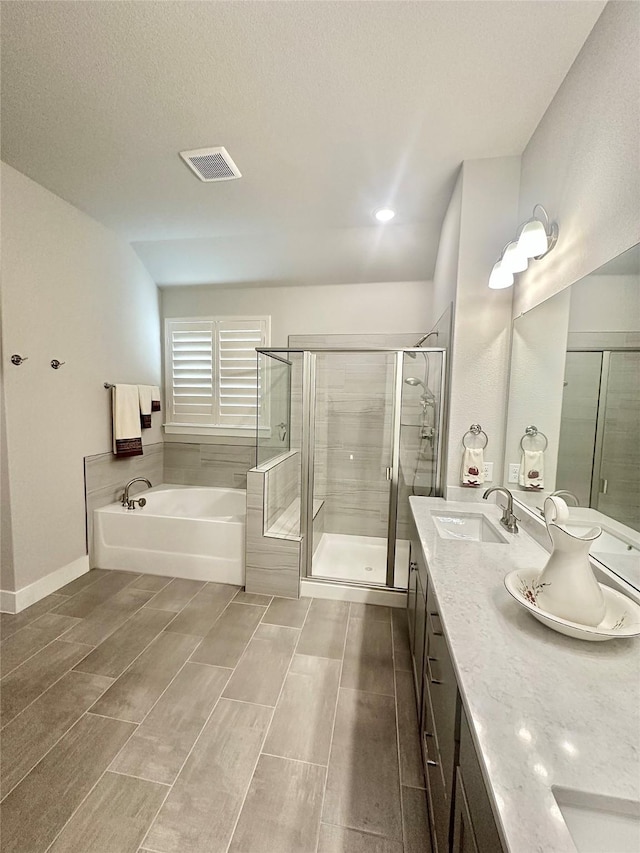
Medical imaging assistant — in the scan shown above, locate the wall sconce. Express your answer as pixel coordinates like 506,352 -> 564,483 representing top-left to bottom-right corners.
488,204 -> 558,289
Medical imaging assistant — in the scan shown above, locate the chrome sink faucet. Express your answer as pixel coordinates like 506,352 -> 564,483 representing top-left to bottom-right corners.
550,490 -> 579,506
482,487 -> 519,534
120,477 -> 152,510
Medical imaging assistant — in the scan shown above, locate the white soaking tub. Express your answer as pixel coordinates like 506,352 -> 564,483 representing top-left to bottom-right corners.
92,484 -> 246,584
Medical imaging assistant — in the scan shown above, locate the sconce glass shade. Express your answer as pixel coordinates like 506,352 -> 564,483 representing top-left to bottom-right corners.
517,219 -> 549,258
502,241 -> 529,273
488,259 -> 514,290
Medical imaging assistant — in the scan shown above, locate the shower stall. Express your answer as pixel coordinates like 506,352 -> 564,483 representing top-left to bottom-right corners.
255,346 -> 446,592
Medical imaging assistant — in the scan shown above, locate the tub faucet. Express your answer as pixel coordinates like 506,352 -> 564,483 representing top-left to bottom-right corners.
482,486 -> 519,534
121,478 -> 152,510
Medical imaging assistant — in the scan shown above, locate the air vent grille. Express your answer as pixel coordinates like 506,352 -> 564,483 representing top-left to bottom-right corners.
179,147 -> 242,182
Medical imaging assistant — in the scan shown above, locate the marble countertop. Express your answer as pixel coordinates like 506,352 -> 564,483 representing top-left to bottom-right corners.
409,496 -> 640,853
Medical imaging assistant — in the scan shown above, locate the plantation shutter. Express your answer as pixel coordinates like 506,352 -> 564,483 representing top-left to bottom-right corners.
165,316 -> 269,429
216,318 -> 268,427
166,320 -> 214,424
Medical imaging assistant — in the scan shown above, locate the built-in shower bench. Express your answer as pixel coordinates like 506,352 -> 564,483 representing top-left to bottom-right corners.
266,497 -> 324,539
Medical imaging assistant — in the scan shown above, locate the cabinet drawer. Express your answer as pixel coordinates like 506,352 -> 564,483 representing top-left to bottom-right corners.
426,598 -> 458,797
422,688 -> 450,853
459,711 -> 505,853
452,768 -> 480,853
413,571 -> 427,706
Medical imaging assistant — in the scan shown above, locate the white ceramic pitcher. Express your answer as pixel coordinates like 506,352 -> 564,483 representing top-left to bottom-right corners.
537,497 -> 605,627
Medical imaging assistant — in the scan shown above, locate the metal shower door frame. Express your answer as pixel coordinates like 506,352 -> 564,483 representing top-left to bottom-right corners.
257,346 -> 447,589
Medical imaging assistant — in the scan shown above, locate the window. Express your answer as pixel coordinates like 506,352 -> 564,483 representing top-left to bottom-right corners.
164,316 -> 270,433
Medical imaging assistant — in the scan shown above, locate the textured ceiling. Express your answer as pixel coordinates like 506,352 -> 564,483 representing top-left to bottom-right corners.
1,1 -> 605,286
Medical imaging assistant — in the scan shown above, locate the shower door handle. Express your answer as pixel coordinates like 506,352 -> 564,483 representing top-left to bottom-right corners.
386,467 -> 393,481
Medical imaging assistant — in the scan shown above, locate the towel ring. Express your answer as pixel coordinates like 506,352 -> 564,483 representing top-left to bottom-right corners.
463,424 -> 488,450
520,425 -> 548,452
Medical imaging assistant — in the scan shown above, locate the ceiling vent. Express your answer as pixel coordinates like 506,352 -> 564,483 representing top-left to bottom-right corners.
179,147 -> 242,182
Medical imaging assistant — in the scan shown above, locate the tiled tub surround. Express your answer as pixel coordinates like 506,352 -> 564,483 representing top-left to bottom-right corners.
245,456 -> 302,599
0,571 -> 429,853
409,497 -> 640,853
163,440 -> 255,489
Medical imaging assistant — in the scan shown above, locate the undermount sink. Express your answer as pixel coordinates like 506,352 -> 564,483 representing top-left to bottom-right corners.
431,512 -> 508,544
553,788 -> 640,853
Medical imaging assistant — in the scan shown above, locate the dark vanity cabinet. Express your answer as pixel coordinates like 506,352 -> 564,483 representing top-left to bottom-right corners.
407,518 -> 505,853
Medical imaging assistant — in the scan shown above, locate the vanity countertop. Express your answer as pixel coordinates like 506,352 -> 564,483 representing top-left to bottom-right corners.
409,496 -> 640,853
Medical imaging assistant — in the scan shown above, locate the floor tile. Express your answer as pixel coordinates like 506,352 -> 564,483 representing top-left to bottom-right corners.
0,640 -> 91,727
143,698 -> 271,853
54,571 -> 140,618
297,599 -> 349,660
0,593 -> 67,640
233,589 -> 273,605
129,574 -> 173,592
165,582 -> 238,637
0,670 -> 113,798
317,823 -> 403,853
222,623 -> 299,706
144,578 -> 205,612
323,688 -> 402,840
0,613 -> 79,677
61,586 -> 154,647
90,631 -> 200,722
190,602 -> 265,668
263,654 -> 340,765
349,603 -> 392,623
110,662 -> 230,785
56,568 -> 110,597
402,785 -> 432,853
340,616 -> 394,696
391,607 -> 412,672
0,713 -> 135,853
48,771 -> 167,853
229,754 -> 326,853
396,669 -> 425,788
262,596 -> 311,628
74,607 -> 174,679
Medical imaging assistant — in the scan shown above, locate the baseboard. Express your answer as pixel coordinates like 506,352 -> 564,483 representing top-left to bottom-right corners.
0,555 -> 90,614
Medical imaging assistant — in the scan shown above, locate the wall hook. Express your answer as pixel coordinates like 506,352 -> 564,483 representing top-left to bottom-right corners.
10,354 -> 28,366
50,359 -> 66,370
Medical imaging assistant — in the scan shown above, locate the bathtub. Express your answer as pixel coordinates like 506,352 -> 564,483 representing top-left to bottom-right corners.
92,485 -> 246,585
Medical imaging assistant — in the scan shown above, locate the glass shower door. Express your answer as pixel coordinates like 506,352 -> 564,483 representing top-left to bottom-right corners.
595,351 -> 640,532
308,351 -> 398,586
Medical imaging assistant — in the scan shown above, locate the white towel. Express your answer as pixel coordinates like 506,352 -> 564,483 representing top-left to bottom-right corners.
137,385 -> 153,429
461,448 -> 485,487
518,449 -> 544,490
150,386 -> 161,413
112,384 -> 143,457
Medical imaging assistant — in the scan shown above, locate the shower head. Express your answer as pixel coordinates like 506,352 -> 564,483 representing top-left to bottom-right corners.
404,377 -> 426,389
406,331 -> 439,357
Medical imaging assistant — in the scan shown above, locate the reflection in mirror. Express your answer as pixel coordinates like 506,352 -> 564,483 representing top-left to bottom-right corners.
504,244 -> 640,590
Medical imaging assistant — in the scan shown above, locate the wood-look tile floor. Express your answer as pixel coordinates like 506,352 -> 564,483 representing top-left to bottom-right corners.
0,570 -> 431,853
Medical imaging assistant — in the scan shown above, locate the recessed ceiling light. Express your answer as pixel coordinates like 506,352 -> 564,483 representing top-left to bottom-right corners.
374,208 -> 396,223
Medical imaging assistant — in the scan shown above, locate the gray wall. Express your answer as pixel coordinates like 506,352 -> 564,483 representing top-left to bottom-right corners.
1,163 -> 162,593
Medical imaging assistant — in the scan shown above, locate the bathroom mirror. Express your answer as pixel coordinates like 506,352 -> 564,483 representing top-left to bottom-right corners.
503,244 -> 640,590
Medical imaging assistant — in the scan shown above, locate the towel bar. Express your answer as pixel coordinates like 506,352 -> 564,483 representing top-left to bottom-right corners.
462,424 -> 488,449
520,425 -> 548,451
